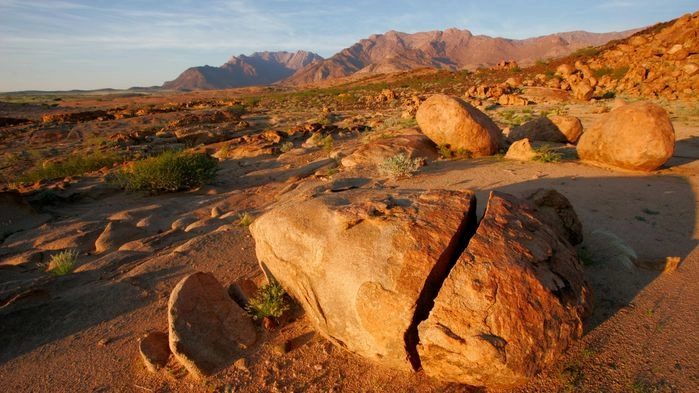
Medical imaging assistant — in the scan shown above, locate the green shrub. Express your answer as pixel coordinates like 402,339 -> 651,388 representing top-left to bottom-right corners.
279,141 -> 294,153
438,145 -> 472,159
113,150 -> 217,193
246,282 -> 290,321
533,145 -> 562,163
48,249 -> 78,276
20,150 -> 121,183
379,153 -> 422,178
237,212 -> 253,227
572,46 -> 600,57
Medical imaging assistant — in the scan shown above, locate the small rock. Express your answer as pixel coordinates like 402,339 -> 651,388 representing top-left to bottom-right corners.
211,206 -> 222,218
139,332 -> 171,373
505,138 -> 538,161
273,341 -> 290,355
234,357 -> 249,372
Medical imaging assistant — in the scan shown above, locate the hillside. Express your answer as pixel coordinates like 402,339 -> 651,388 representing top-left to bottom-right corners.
162,50 -> 322,90
283,28 -> 637,85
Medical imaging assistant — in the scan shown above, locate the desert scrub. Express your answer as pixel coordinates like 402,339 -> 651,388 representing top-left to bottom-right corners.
112,150 -> 217,193
438,145 -> 472,159
237,212 -> 253,227
48,249 -> 78,276
533,145 -> 562,163
246,282 -> 290,321
379,153 -> 422,178
20,150 -> 121,183
279,141 -> 294,153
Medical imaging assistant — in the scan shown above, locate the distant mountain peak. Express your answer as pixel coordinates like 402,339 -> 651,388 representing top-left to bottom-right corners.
162,50 -> 323,90
283,28 -> 638,85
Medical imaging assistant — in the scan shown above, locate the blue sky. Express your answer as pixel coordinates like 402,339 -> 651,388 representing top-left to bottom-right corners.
1,0 -> 697,91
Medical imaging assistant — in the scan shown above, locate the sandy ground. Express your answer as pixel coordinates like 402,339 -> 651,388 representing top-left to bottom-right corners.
0,96 -> 697,393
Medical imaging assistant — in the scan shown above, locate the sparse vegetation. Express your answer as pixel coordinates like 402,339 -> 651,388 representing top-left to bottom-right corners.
279,141 -> 294,153
19,150 -> 121,183
237,212 -> 253,227
246,282 -> 290,321
571,46 -> 600,58
321,134 -> 334,153
593,65 -> 629,80
48,249 -> 78,276
438,145 -> 472,159
379,153 -> 422,178
533,145 -> 563,162
111,150 -> 218,193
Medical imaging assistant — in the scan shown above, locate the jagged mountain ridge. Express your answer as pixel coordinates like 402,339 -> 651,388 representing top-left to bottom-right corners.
163,50 -> 323,90
284,28 -> 638,85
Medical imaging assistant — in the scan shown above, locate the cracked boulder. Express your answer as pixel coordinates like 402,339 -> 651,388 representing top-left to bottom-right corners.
250,183 -> 477,371
417,192 -> 590,388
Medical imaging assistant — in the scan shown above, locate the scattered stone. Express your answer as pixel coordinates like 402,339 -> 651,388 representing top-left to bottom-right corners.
504,138 -> 538,161
418,192 -> 590,389
576,102 -> 675,171
139,332 -> 171,373
273,341 -> 290,355
416,94 -> 503,157
548,115 -> 583,144
168,272 -> 257,378
210,206 -> 222,218
233,357 -> 249,372
508,117 -> 569,144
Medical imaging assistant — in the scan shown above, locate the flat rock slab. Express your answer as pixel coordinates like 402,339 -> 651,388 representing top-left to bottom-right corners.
417,192 -> 590,388
139,331 -> 170,373
168,271 -> 256,378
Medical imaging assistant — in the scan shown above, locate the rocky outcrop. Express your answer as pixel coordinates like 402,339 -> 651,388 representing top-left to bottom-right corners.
576,102 -> 675,171
168,272 -> 256,378
416,94 -> 503,157
250,183 -> 589,388
417,192 -> 590,388
250,184 -> 478,371
341,129 -> 438,168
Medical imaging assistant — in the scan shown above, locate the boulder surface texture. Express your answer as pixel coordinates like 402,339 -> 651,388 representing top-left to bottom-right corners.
250,183 -> 590,388
576,102 -> 675,171
416,94 -> 503,157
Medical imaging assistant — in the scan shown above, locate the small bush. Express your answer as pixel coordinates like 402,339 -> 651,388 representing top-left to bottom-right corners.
112,150 -> 217,193
246,282 -> 290,321
48,249 -> 78,276
379,153 -> 422,178
279,141 -> 294,153
572,46 -> 600,58
20,150 -> 121,183
237,212 -> 253,227
438,145 -> 472,159
533,145 -> 563,163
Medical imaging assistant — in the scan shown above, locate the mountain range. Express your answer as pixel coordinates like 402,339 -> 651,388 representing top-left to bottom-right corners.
163,28 -> 638,90
162,50 -> 322,90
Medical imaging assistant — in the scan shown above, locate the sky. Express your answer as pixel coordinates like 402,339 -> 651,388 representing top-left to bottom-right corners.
1,0 -> 698,92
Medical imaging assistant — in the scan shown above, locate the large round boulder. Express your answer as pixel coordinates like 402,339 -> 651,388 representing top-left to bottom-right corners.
416,94 -> 503,157
417,192 -> 590,388
576,102 -> 675,171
